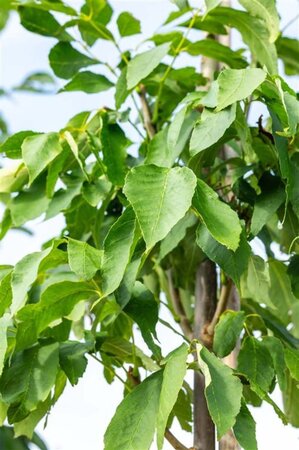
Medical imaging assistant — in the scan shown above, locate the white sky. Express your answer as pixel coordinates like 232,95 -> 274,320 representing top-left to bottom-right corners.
0,1 -> 299,449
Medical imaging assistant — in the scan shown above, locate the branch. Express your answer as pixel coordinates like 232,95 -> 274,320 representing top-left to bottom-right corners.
207,278 -> 233,336
167,269 -> 193,341
165,429 -> 189,450
138,84 -> 156,139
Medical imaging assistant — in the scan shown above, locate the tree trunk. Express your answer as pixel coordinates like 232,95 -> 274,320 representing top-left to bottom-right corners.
193,260 -> 217,450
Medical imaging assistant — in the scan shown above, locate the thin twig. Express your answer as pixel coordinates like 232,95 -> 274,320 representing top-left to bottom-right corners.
138,85 -> 156,139
165,429 -> 189,450
282,12 -> 299,32
207,279 -> 233,336
167,269 -> 193,341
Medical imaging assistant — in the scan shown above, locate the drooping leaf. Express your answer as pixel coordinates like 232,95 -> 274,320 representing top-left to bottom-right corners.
239,0 -> 279,43
159,212 -> 197,261
127,43 -> 170,89
60,71 -> 113,93
233,401 -> 258,450
14,396 -> 51,440
68,238 -> 102,280
100,116 -> 129,186
104,371 -> 163,450
262,336 -> 287,391
124,165 -> 197,249
157,344 -> 188,449
213,311 -> 245,358
101,207 -> 137,297
11,247 -> 52,315
251,183 -> 285,236
117,12 -> 141,37
237,337 -> 274,392
16,281 -> 93,350
197,344 -> 242,438
124,282 -> 159,357
276,37 -> 299,76
210,7 -> 278,73
49,42 -> 98,79
216,68 -> 266,111
22,132 -> 63,185
192,177 -> 242,250
190,103 -> 236,155
0,343 -> 59,422
196,224 -> 251,286
0,314 -> 11,377
285,348 -> 299,382
59,341 -> 91,385
9,181 -> 50,226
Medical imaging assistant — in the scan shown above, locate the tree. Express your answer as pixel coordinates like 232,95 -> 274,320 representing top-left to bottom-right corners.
0,0 -> 298,449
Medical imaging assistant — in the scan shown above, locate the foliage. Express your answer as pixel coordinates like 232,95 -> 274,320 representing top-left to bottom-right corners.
0,0 -> 298,449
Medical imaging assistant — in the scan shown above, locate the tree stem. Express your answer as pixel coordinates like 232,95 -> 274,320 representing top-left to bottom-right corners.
165,429 -> 190,450
193,260 -> 217,450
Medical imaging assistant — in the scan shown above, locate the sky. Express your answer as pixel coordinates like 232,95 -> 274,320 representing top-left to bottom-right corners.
0,1 -> 299,449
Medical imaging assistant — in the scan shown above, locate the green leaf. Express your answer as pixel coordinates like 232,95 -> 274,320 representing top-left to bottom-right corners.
237,337 -> 274,392
59,341 -> 90,385
19,7 -> 72,41
147,111 -> 197,167
0,163 -> 28,194
104,371 -> 163,450
192,177 -> 242,250
115,66 -> 130,109
68,238 -> 102,280
127,43 -> 170,89
14,396 -> 51,440
124,165 -> 197,249
117,12 -> 141,37
22,132 -> 63,185
82,178 -> 112,207
101,116 -> 129,186
210,7 -> 278,74
0,272 -> 12,317
186,40 -> 247,69
196,224 -> 251,286
268,260 -> 298,323
190,103 -> 236,155
262,336 -> 287,391
216,68 -> 266,111
197,344 -> 242,439
49,42 -> 98,79
16,281 -> 93,350
0,343 -> 59,422
251,183 -> 285,235
11,247 -> 52,315
60,71 -> 113,93
9,182 -> 50,227
157,344 -> 188,449
283,372 -> 299,427
101,207 -> 137,297
239,0 -> 279,43
233,402 -> 258,450
240,255 -> 272,308
276,37 -> 299,76
213,311 -> 245,358
159,212 -> 197,261
204,0 -> 221,17
285,348 -> 299,382
0,314 -> 11,377
0,131 -> 37,159
125,282 -> 159,357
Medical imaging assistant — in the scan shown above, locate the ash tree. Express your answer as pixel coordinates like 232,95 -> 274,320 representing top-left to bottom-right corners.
0,0 -> 299,449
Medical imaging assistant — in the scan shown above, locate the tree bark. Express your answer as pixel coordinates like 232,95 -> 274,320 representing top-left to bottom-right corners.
193,260 -> 217,450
